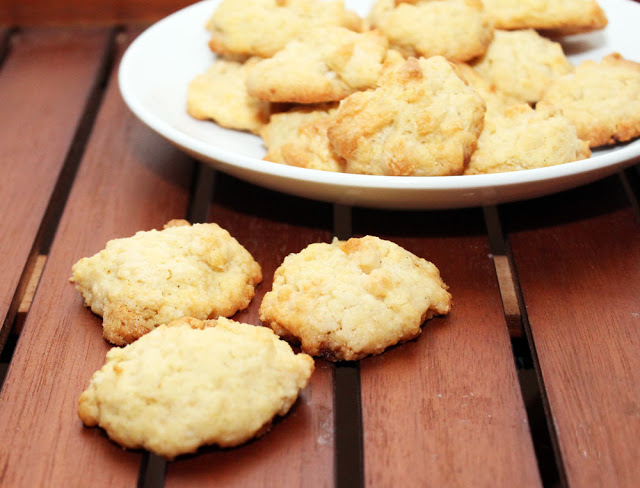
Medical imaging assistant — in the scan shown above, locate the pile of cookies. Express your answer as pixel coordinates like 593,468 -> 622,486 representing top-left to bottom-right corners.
188,0 -> 640,176
72,220 -> 451,458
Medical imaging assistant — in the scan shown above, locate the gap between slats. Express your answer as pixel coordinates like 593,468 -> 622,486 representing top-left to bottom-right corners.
0,27 -> 118,385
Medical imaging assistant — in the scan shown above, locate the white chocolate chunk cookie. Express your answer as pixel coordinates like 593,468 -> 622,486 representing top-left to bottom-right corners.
472,29 -> 573,104
187,57 -> 271,133
247,27 -> 389,104
538,53 -> 640,148
71,220 -> 262,345
369,0 -> 493,62
206,0 -> 364,59
327,56 -> 486,176
78,317 -> 314,459
259,236 -> 452,361
465,104 -> 590,174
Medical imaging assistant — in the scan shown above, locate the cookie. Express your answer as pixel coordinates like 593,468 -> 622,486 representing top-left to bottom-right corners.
78,317 -> 314,459
206,0 -> 364,59
187,57 -> 270,133
369,0 -> 493,62
71,220 -> 262,345
246,27 -> 389,104
472,29 -> 573,104
538,53 -> 640,147
481,0 -> 607,34
453,62 -> 520,116
464,104 -> 591,174
261,104 -> 345,171
327,56 -> 486,176
259,236 -> 452,361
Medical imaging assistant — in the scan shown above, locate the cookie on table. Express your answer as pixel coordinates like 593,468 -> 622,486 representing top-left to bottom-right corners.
472,29 -> 573,104
246,27 -> 389,104
464,104 -> 591,175
260,104 -> 345,172
187,57 -> 271,133
327,56 -> 486,176
206,0 -> 364,59
481,0 -> 607,34
538,53 -> 640,148
368,0 -> 493,62
70,220 -> 262,345
78,317 -> 314,460
259,236 -> 452,361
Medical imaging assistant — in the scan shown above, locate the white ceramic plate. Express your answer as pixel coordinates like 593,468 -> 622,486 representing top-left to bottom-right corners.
119,0 -> 640,209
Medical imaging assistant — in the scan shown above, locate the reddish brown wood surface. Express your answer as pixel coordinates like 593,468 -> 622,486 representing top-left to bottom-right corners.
0,28 -> 110,336
504,176 -> 640,487
166,176 -> 335,487
0,29 -> 194,487
354,209 -> 542,487
0,0 -> 195,26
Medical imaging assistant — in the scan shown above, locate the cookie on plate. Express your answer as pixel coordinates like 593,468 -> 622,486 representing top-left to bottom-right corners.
206,0 -> 364,59
464,104 -> 591,174
472,29 -> 573,104
78,317 -> 314,459
369,0 -> 493,62
71,220 -> 262,345
259,236 -> 452,361
327,56 -> 486,176
246,27 -> 389,104
538,53 -> 640,147
481,0 -> 607,34
187,57 -> 271,133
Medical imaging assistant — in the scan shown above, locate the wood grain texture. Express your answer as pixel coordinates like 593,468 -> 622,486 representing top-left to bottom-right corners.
0,28 -> 110,338
0,1 -> 195,25
503,176 -> 640,488
166,175 -> 335,487
0,29 -> 194,487
354,208 -> 542,487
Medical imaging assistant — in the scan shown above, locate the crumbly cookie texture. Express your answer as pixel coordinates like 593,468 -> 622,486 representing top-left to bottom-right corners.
260,104 -> 345,171
246,27 -> 389,104
327,56 -> 486,176
481,0 -> 607,34
187,57 -> 271,133
538,53 -> 640,148
464,104 -> 591,174
259,236 -> 452,361
78,317 -> 314,460
369,0 -> 493,62
206,0 -> 364,59
453,62 -> 520,116
472,29 -> 573,104
70,220 -> 262,345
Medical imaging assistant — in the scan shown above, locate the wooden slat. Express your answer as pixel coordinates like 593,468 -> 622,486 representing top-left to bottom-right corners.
0,1 -> 194,26
503,176 -> 640,488
0,29 -> 195,487
0,27 -> 110,338
354,208 -> 542,487
166,175 -> 335,487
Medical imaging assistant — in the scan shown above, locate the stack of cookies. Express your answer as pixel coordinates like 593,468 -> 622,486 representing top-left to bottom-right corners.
188,0 -> 640,176
72,221 -> 451,458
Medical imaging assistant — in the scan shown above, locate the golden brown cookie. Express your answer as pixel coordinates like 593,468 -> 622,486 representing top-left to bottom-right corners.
246,27 -> 389,104
71,220 -> 262,345
327,56 -> 486,176
369,0 -> 493,62
206,0 -> 364,59
187,57 -> 271,133
464,104 -> 591,174
538,53 -> 640,148
472,29 -> 573,104
481,0 -> 607,34
259,236 -> 452,361
78,317 -> 314,460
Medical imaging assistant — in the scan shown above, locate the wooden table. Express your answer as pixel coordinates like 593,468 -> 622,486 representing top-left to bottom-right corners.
0,8 -> 639,488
